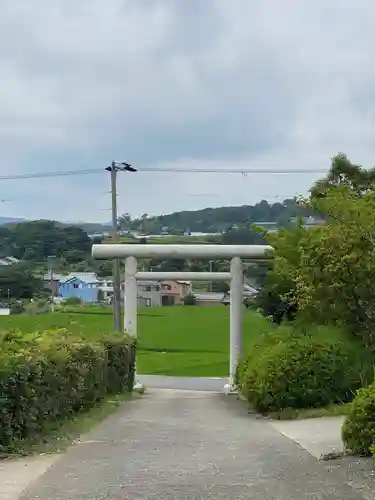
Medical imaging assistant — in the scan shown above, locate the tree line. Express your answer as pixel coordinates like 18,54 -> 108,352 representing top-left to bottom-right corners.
118,197 -> 313,234
258,152 -> 375,346
0,220 -> 91,263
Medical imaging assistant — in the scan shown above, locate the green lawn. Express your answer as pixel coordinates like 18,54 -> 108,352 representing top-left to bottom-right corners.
0,306 -> 270,377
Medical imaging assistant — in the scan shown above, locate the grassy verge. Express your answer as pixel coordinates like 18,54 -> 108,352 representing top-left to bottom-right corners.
264,403 -> 351,420
1,392 -> 138,459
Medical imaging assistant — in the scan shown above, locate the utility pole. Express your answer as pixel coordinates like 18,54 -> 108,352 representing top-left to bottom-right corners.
48,255 -> 56,312
209,260 -> 214,292
106,161 -> 137,332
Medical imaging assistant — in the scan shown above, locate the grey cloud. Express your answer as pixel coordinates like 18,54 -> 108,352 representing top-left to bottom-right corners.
0,0 -> 375,220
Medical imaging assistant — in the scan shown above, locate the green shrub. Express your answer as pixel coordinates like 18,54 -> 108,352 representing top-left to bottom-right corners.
243,298 -> 257,310
9,300 -> 24,315
183,294 -> 196,306
64,297 -> 82,306
24,299 -> 50,315
237,324 -> 371,413
342,382 -> 375,456
0,328 -> 135,454
100,335 -> 136,393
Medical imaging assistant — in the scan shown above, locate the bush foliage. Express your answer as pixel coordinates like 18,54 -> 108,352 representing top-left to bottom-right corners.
183,294 -> 197,306
0,328 -> 135,454
342,382 -> 375,456
64,296 -> 82,306
236,324 -> 371,413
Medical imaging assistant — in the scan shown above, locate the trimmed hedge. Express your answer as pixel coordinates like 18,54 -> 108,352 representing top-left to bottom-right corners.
0,328 -> 135,454
236,324 -> 371,413
342,382 -> 375,456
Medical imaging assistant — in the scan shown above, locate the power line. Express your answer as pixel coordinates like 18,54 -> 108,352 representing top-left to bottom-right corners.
0,166 -> 329,181
140,167 -> 328,174
0,168 -> 102,180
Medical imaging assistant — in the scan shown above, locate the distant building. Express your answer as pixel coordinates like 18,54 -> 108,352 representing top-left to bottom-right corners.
193,284 -> 258,307
131,280 -> 162,307
289,216 -> 325,227
102,280 -> 162,307
59,272 -> 103,302
0,256 -> 20,266
160,280 -> 192,306
43,272 -> 65,297
193,292 -> 226,307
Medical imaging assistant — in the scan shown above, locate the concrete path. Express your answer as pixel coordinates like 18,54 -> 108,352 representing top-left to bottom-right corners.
270,416 -> 346,460
136,374 -> 227,392
0,455 -> 57,500
20,389 -> 366,499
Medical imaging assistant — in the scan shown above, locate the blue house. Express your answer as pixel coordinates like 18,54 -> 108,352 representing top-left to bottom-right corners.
59,272 -> 102,303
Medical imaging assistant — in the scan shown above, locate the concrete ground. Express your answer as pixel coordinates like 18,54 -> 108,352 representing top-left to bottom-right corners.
0,454 -> 58,500
17,384 -> 372,500
270,416 -> 346,460
136,374 -> 228,392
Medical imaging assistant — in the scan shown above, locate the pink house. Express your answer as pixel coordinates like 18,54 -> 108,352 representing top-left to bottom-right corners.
160,280 -> 192,306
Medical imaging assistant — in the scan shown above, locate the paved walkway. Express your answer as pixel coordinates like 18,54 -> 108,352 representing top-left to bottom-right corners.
270,416 -> 346,460
136,374 -> 227,391
21,388 -> 367,499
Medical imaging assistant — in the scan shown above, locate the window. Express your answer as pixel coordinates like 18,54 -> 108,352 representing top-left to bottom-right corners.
73,284 -> 79,289
145,286 -> 151,292
155,285 -> 160,291
162,284 -> 172,291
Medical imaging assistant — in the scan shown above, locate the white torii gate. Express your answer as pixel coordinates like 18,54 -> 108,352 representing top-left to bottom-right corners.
92,244 -> 272,392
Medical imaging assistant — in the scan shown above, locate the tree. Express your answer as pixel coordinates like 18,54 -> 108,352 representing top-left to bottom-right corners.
0,220 -> 91,262
221,227 -> 266,245
97,289 -> 105,303
255,222 -> 304,320
211,281 -> 230,293
296,186 -> 375,340
260,173 -> 375,343
0,264 -> 43,299
311,153 -> 375,200
127,198 -> 312,234
118,213 -> 132,231
96,260 -> 114,278
183,294 -> 196,306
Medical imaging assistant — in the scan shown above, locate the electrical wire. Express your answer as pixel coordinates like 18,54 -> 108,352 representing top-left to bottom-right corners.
140,167 -> 328,174
0,166 -> 328,181
0,168 -> 102,180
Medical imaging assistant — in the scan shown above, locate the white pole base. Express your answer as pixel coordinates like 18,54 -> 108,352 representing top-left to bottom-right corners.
133,382 -> 145,394
223,383 -> 238,395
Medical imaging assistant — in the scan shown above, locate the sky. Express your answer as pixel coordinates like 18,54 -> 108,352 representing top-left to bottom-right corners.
1,0 -> 375,222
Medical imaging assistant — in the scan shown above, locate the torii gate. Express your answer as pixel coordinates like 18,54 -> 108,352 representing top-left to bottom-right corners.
92,244 -> 272,392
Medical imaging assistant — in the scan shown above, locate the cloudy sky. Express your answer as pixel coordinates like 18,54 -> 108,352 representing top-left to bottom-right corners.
1,0 -> 375,222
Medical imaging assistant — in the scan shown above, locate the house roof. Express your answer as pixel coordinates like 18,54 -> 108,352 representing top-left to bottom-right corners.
193,292 -> 225,302
0,256 -> 20,266
59,272 -> 101,284
137,280 -> 160,286
43,273 -> 65,281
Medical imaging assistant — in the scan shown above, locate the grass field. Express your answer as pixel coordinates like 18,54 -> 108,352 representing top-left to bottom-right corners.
0,306 -> 270,377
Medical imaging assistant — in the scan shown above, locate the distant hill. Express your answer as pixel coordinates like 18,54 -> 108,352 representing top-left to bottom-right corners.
0,197 -> 312,235
60,221 -> 111,233
127,198 -> 313,234
0,217 -> 111,233
0,217 -> 26,225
